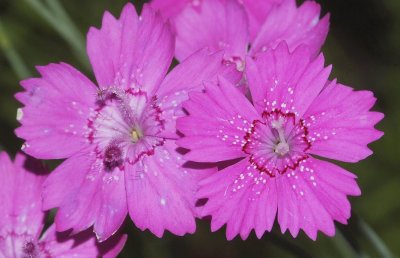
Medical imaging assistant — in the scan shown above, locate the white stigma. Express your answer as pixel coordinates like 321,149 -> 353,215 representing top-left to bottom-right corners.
271,117 -> 290,156
131,128 -> 143,143
236,59 -> 245,72
275,142 -> 290,156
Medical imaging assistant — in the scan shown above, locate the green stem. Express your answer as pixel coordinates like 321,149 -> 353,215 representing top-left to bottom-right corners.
46,0 -> 86,52
358,219 -> 395,258
0,19 -> 31,79
23,0 -> 89,69
332,230 -> 367,258
268,233 -> 316,258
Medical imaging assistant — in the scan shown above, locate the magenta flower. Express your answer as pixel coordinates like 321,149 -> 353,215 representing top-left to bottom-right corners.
177,42 -> 384,240
15,3 -> 230,240
151,0 -> 329,66
0,152 -> 126,257
151,0 -> 287,41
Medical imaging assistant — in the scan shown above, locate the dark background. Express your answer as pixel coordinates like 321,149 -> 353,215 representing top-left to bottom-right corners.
0,0 -> 399,257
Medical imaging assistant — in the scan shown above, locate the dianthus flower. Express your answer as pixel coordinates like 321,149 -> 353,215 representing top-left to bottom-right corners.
0,152 -> 126,257
151,0 -> 329,69
177,42 -> 384,240
16,3 -> 230,240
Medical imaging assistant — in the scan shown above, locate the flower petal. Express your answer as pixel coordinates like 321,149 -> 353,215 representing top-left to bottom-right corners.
40,225 -> 127,258
156,49 -> 236,138
43,151 -> 128,241
304,81 -> 384,162
87,3 -> 174,94
197,159 -> 277,240
15,63 -> 97,159
250,0 -> 329,58
173,0 -> 249,62
198,156 -> 360,240
125,140 -> 211,237
246,42 -> 331,117
0,152 -> 47,237
150,0 -> 188,21
239,0 -> 287,40
177,77 -> 260,162
276,157 -> 360,239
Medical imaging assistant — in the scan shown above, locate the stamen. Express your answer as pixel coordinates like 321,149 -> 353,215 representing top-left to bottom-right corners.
23,241 -> 37,256
271,117 -> 285,129
104,144 -> 123,171
275,142 -> 290,156
271,117 -> 288,146
131,128 -> 143,143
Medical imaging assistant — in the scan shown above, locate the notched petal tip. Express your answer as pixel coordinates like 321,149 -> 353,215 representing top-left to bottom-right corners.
101,11 -> 118,28
87,26 -> 100,38
321,12 -> 331,25
307,231 -> 318,241
101,234 -> 128,258
120,2 -> 138,20
274,40 -> 291,53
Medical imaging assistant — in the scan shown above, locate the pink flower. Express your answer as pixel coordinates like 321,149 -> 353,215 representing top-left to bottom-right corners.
16,4 -> 230,240
177,42 -> 384,240
0,152 -> 126,257
151,0 -> 329,65
151,0 -> 286,40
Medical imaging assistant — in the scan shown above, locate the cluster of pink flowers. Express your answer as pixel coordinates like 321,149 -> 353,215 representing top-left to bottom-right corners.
1,0 -> 383,256
0,152 -> 126,257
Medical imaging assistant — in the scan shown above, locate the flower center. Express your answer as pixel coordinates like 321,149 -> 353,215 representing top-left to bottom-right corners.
222,56 -> 245,72
271,116 -> 290,156
87,88 -> 165,171
131,128 -> 143,143
274,142 -> 290,156
242,110 -> 311,177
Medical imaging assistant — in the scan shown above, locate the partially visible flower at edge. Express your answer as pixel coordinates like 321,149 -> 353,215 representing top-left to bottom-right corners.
151,0 -> 329,69
151,0 -> 288,41
0,151 -> 126,257
177,42 -> 384,240
15,3 -> 234,241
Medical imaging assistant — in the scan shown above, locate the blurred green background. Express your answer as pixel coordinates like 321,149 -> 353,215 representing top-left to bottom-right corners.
0,0 -> 399,257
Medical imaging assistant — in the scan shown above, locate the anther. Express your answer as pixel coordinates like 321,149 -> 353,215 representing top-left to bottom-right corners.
131,128 -> 143,143
271,117 -> 288,145
271,117 -> 285,130
104,144 -> 123,171
274,142 -> 290,156
23,241 -> 37,256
